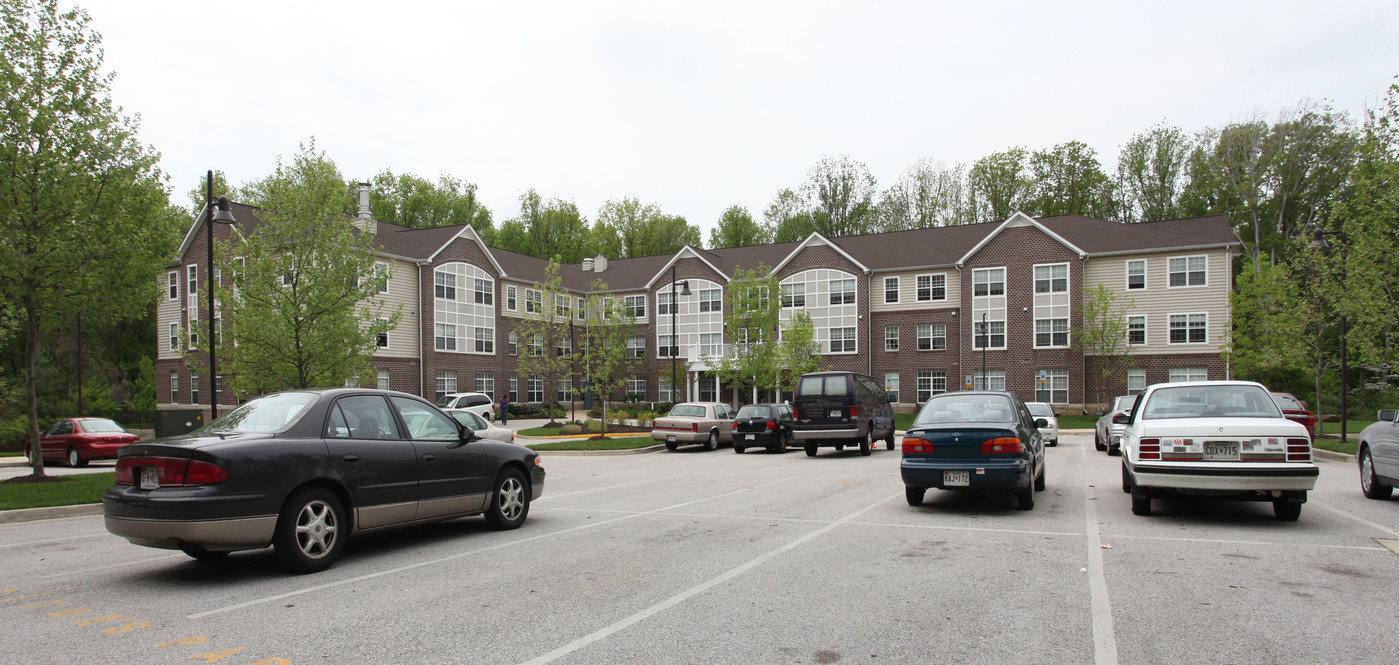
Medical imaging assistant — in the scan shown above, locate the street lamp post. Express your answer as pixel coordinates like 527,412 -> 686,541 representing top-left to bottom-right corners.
1312,229 -> 1349,443
669,265 -> 690,405
204,171 -> 237,420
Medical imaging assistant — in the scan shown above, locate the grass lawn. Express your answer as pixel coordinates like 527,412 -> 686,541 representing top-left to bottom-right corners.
0,451 -> 22,457
1318,420 -> 1374,436
0,472 -> 113,511
526,437 -> 659,451
1312,438 -> 1358,455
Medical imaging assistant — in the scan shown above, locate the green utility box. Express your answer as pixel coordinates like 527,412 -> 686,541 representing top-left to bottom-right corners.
155,409 -> 205,438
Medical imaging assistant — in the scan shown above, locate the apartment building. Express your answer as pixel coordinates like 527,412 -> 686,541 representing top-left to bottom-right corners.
157,199 -> 1239,414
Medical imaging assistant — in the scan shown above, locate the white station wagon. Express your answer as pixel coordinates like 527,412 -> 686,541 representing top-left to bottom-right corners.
1120,380 -> 1318,521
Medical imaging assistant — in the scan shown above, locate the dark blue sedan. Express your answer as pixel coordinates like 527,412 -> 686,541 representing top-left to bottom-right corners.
901,391 -> 1047,510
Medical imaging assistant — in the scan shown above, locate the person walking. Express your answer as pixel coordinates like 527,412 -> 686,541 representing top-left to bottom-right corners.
498,395 -> 509,425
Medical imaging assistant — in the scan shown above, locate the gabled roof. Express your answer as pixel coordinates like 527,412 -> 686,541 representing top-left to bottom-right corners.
771,232 -> 870,274
424,225 -> 506,277
954,212 -> 1086,266
644,245 -> 731,289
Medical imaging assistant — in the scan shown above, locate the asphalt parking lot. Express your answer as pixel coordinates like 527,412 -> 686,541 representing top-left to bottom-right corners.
4,433 -> 1398,664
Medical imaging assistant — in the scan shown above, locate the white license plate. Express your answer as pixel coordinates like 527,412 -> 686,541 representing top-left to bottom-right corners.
1204,441 -> 1239,460
828,409 -> 842,418
140,467 -> 159,490
746,434 -> 755,440
667,435 -> 676,443
944,470 -> 970,486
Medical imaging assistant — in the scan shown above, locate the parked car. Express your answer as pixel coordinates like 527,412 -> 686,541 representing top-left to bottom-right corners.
652,402 -> 736,451
448,409 -> 516,444
1270,392 -> 1316,439
25,417 -> 139,467
1120,380 -> 1316,520
732,403 -> 795,454
1025,402 -> 1058,446
791,371 -> 897,456
103,388 -> 545,573
901,391 -> 1047,510
1095,395 -> 1138,455
435,392 -> 496,421
1357,408 -> 1399,500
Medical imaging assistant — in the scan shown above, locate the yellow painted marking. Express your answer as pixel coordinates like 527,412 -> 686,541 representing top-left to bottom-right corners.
104,622 -> 150,634
248,660 -> 291,665
1377,538 -> 1399,555
72,614 -> 122,626
1,588 -> 17,593
22,600 -> 67,609
1,593 -> 48,603
157,636 -> 209,647
47,607 -> 91,618
191,646 -> 246,662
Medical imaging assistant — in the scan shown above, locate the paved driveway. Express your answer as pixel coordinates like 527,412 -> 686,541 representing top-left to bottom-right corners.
3,434 -> 1397,664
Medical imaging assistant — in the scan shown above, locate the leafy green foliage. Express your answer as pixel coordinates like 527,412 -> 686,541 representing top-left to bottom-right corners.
202,142 -> 401,395
513,259 -> 576,421
707,205 -> 769,249
1073,284 -> 1135,405
364,170 -> 492,238
579,279 -> 641,434
1116,124 -> 1191,223
494,189 -> 590,262
1027,141 -> 1115,218
968,148 -> 1031,223
593,197 -> 701,259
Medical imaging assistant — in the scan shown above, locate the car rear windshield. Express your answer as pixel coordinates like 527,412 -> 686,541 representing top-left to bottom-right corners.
669,404 -> 706,418
797,376 -> 848,398
1142,385 -> 1282,420
1272,393 -> 1305,410
736,405 -> 772,418
206,392 -> 317,433
83,419 -> 126,433
1026,403 -> 1054,417
1115,395 -> 1139,412
914,395 -> 1016,425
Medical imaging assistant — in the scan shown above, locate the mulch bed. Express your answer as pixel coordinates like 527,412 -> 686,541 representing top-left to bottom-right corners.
534,423 -> 652,434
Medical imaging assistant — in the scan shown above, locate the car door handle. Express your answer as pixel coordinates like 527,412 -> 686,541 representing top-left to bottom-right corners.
423,454 -> 436,462
342,454 -> 360,462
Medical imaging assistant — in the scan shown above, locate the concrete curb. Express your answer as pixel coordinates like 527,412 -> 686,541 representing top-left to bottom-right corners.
0,503 -> 103,525
516,432 -> 654,441
0,456 -> 28,468
534,445 -> 668,457
1312,448 -> 1356,464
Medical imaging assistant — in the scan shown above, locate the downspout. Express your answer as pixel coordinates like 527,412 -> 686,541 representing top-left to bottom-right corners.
418,261 -> 429,398
1081,255 -> 1089,410
865,269 -> 873,376
956,265 -> 964,391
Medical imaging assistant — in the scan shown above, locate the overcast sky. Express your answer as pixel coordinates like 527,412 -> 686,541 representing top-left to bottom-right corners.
91,1 -> 1397,236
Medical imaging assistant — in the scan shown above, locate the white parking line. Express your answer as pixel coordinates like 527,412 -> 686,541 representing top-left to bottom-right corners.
534,474 -> 684,502
517,492 -> 898,665
1084,486 -> 1119,665
38,554 -> 180,579
187,476 -> 798,619
1310,500 -> 1399,539
0,533 -> 107,550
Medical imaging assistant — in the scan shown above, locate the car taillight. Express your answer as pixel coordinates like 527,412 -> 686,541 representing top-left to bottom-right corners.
1286,438 -> 1311,462
851,406 -> 858,418
1138,438 -> 1160,460
981,437 -> 1024,454
766,420 -> 777,430
792,408 -> 798,420
733,421 -> 740,430
115,456 -> 228,487
691,423 -> 698,433
902,437 -> 933,454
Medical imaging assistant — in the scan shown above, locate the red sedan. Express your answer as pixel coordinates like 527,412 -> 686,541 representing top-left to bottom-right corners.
27,418 -> 139,467
1271,393 -> 1316,439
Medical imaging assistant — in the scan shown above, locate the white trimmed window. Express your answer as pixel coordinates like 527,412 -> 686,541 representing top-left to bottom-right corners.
475,372 -> 493,395
508,331 -> 518,356
781,283 -> 805,308
556,335 -> 571,357
1168,313 -> 1207,344
1127,368 -> 1146,395
917,371 -> 946,401
435,323 -> 457,351
188,312 -> 198,349
527,375 -> 543,402
557,378 -> 572,402
971,370 -> 1006,391
168,271 -> 179,300
473,278 -> 493,305
1034,264 -> 1069,293
190,372 -> 199,403
525,289 -> 542,314
435,371 -> 456,400
375,263 -> 390,294
170,371 -> 178,403
829,279 -> 856,305
377,369 -> 391,391
1168,255 -> 1207,287
527,334 -> 543,357
624,295 -> 647,318
917,324 -> 946,351
627,336 -> 645,358
1126,259 -> 1146,290
435,271 -> 457,300
658,334 -> 676,358
627,376 -> 645,397
917,274 -> 946,301
697,289 -> 721,313
1128,316 -> 1146,345
555,294 -> 571,318
657,291 -> 673,315
659,377 -> 675,402
829,327 -> 856,354
973,320 -> 1005,349
506,285 -> 517,311
377,318 -> 390,348
1035,369 -> 1068,404
474,327 -> 494,354
1168,367 -> 1207,383
700,333 -> 723,357
169,322 -> 179,350
1035,318 -> 1069,348
972,268 -> 1004,297
884,326 -> 899,352
883,277 -> 899,304
577,297 -> 586,320
509,373 -> 518,402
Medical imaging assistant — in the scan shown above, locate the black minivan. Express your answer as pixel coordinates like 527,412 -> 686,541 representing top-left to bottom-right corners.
791,371 -> 897,456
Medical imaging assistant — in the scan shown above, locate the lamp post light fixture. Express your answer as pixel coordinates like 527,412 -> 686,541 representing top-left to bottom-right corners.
205,171 -> 237,419
1311,229 -> 1349,443
669,264 -> 691,405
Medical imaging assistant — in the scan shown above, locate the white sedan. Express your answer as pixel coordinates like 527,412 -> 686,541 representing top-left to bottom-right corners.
1120,380 -> 1317,521
448,409 -> 516,443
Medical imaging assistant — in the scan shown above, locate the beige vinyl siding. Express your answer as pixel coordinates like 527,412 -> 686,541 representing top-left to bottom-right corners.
1082,249 -> 1230,355
371,258 -> 419,358
156,290 -> 183,360
868,269 -> 959,312
498,279 -> 536,320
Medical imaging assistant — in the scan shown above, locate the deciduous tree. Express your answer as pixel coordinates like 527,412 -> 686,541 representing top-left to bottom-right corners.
968,148 -> 1031,223
513,259 -> 575,424
1073,284 -> 1136,406
708,205 -> 769,249
365,170 -> 492,239
1116,124 -> 1191,222
579,279 -> 641,434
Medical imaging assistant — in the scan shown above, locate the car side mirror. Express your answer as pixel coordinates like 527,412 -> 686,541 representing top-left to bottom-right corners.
1113,413 -> 1130,425
1095,409 -> 1105,417
1034,418 -> 1048,428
